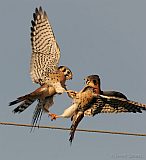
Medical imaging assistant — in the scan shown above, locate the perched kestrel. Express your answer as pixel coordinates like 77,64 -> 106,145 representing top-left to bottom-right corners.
50,75 -> 146,143
9,7 -> 73,128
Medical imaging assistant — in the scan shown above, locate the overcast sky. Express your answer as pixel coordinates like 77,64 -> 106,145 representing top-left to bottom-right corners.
0,0 -> 146,160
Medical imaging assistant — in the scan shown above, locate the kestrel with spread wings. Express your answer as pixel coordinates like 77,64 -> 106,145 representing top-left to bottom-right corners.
50,75 -> 146,143
9,7 -> 73,128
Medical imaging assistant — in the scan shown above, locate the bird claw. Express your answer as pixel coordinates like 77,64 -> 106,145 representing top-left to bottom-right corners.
49,113 -> 58,121
65,90 -> 77,98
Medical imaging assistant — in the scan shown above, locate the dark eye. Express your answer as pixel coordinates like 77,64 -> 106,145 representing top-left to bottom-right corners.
93,80 -> 97,85
67,71 -> 70,74
63,68 -> 66,72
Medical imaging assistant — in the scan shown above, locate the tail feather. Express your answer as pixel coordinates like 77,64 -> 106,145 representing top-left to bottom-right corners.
9,94 -> 36,113
69,112 -> 84,144
9,95 -> 30,106
9,99 -> 22,106
12,99 -> 36,113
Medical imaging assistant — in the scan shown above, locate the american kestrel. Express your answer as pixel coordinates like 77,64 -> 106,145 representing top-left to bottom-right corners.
9,7 -> 73,128
50,75 -> 146,143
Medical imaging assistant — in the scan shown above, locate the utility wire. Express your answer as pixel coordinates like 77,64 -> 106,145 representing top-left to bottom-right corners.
0,121 -> 146,137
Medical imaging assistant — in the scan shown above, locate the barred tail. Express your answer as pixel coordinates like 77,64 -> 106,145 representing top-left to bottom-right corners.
9,95 -> 36,113
69,112 -> 84,144
9,95 -> 28,106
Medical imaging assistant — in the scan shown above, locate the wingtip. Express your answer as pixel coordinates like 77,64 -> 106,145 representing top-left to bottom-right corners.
44,11 -> 48,18
35,7 -> 39,14
33,13 -> 36,20
39,6 -> 43,12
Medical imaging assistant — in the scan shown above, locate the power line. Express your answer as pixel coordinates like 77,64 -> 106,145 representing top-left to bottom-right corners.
0,121 -> 146,137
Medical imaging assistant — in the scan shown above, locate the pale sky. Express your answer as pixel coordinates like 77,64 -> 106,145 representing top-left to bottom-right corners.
0,0 -> 146,160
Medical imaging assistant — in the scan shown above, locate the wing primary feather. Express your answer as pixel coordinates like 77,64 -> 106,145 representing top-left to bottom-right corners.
44,11 -> 48,18
91,95 -> 146,115
35,8 -> 39,14
30,102 -> 43,132
33,13 -> 36,20
39,6 -> 43,12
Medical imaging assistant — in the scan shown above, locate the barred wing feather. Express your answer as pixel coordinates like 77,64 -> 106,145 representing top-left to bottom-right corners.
30,7 -> 60,84
89,95 -> 146,116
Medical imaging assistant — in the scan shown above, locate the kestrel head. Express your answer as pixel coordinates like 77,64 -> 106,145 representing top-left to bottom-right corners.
84,75 -> 101,88
58,66 -> 73,80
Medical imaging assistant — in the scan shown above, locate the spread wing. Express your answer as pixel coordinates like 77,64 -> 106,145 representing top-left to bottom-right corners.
86,95 -> 146,116
30,7 -> 60,84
